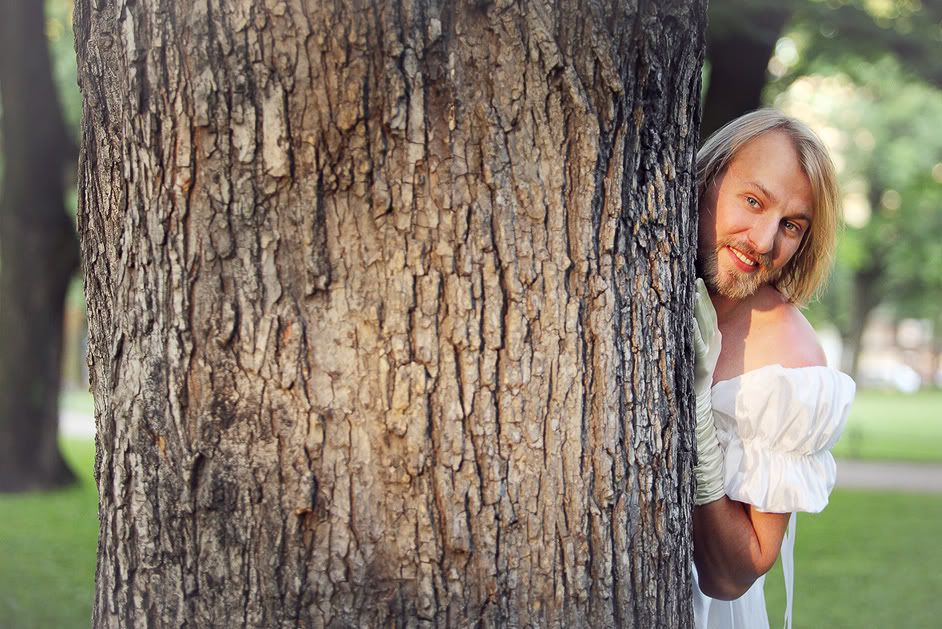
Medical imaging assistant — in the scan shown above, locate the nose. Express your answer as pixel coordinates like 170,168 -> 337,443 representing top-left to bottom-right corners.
748,217 -> 778,255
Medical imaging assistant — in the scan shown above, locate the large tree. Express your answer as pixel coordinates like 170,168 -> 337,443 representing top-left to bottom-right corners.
75,1 -> 706,626
0,0 -> 79,491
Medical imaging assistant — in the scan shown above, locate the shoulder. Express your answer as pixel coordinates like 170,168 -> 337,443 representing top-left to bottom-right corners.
745,286 -> 826,370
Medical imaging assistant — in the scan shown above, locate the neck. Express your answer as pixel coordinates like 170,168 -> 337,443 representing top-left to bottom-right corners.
709,291 -> 746,324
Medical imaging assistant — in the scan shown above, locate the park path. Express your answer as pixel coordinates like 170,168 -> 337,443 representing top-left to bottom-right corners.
59,412 -> 942,493
836,459 -> 942,493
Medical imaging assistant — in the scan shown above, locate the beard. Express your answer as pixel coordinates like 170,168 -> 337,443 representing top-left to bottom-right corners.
699,238 -> 781,300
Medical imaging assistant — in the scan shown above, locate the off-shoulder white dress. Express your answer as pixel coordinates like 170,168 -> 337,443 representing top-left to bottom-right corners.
692,365 -> 856,629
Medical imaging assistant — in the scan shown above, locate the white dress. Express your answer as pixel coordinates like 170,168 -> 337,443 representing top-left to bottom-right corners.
692,364 -> 856,629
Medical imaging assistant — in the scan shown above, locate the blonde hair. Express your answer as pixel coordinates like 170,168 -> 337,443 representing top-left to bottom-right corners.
696,109 -> 841,307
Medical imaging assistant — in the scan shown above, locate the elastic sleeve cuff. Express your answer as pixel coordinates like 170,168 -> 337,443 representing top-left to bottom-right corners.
722,436 -> 836,513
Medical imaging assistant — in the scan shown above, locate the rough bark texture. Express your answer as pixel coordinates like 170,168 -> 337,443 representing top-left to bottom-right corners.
0,0 -> 80,491
75,0 -> 706,626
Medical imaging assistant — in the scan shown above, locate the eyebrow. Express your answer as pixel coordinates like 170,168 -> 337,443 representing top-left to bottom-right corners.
744,180 -> 812,223
744,180 -> 778,204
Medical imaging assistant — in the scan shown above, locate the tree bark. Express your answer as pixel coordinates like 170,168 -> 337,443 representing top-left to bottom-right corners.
75,0 -> 706,626
0,0 -> 79,491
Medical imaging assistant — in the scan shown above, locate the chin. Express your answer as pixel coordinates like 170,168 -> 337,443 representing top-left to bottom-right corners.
713,268 -> 770,300
717,282 -> 761,301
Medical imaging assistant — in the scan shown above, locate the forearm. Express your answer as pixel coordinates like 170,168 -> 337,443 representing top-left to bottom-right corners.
693,497 -> 789,600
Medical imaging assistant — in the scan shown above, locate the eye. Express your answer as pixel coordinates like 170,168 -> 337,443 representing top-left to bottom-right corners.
745,196 -> 760,209
783,220 -> 803,234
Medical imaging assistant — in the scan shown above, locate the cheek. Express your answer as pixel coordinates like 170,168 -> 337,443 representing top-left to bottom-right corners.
776,238 -> 804,266
713,201 -> 749,235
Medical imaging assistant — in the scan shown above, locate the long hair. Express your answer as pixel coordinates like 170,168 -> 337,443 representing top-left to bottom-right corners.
696,109 -> 841,307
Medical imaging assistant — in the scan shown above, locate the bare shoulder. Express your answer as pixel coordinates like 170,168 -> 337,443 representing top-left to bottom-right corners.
746,287 -> 827,369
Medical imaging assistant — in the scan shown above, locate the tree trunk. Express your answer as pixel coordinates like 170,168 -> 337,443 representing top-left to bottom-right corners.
0,0 -> 79,491
75,1 -> 706,626
841,179 -> 892,380
841,264 -> 882,379
701,1 -> 791,138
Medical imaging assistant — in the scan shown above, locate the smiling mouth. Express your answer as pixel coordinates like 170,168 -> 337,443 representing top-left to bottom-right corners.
727,245 -> 759,269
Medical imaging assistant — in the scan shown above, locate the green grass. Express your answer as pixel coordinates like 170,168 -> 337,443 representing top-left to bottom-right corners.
832,389 -> 942,463
0,438 -> 97,629
764,489 -> 942,628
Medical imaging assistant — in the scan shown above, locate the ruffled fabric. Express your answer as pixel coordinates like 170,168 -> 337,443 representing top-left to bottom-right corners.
693,365 -> 855,629
711,364 -> 856,514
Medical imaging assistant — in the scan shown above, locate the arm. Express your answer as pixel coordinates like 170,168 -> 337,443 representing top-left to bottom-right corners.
693,498 -> 790,600
691,280 -> 790,599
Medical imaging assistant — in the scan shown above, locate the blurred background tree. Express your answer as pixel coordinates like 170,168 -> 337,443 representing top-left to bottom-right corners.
704,0 -> 942,137
0,0 -> 80,491
774,61 -> 942,377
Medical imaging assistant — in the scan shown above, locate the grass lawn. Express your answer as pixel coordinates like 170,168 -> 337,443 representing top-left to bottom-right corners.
764,489 -> 942,628
0,438 -> 97,629
831,389 -> 942,463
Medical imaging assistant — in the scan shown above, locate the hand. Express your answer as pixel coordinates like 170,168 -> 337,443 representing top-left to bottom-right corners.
693,278 -> 725,506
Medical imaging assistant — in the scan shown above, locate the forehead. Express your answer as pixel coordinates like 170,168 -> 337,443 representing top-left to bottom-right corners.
723,131 -> 814,217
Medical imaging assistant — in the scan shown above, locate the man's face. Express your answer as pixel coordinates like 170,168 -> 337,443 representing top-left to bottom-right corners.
698,130 -> 813,301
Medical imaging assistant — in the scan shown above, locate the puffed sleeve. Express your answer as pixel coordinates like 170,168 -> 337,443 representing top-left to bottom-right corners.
710,365 -> 856,514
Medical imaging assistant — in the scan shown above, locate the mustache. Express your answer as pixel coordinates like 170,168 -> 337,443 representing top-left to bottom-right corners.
718,239 -> 772,269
